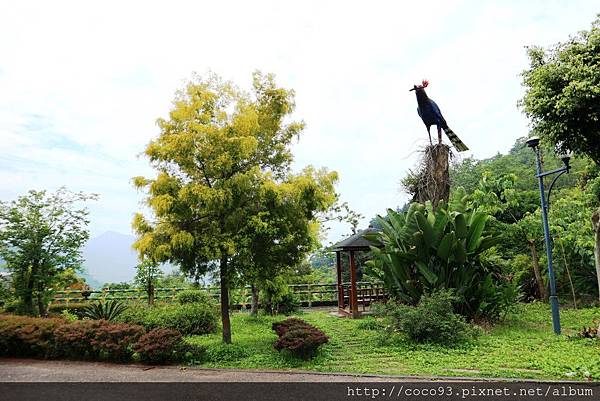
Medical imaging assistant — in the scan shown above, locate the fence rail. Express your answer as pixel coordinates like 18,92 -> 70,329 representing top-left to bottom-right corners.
50,282 -> 384,308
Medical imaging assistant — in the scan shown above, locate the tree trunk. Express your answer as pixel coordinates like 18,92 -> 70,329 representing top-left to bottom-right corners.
148,280 -> 155,306
592,208 -> 600,302
528,239 -> 547,300
36,281 -> 47,317
23,273 -> 35,315
250,284 -> 259,316
415,144 -> 450,209
23,261 -> 38,315
220,251 -> 232,344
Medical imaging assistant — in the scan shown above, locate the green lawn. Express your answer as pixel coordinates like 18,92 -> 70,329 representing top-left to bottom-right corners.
185,303 -> 600,381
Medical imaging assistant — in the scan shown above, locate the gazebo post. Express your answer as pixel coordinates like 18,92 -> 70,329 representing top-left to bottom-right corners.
349,250 -> 359,318
335,251 -> 344,314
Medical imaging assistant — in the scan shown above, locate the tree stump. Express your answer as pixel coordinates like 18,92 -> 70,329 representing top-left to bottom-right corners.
413,144 -> 450,208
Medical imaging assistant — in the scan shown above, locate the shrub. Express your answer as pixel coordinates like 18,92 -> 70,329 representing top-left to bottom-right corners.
376,290 -> 478,345
83,300 -> 127,321
60,309 -> 79,322
116,302 -> 151,326
176,341 -> 207,364
0,315 -> 187,364
272,318 -> 328,360
365,202 -> 515,320
260,282 -> 300,315
144,303 -> 218,336
271,318 -> 312,337
356,317 -> 384,331
176,290 -> 215,305
133,328 -> 183,364
90,322 -> 144,361
48,302 -> 91,318
53,320 -> 103,359
0,315 -> 63,358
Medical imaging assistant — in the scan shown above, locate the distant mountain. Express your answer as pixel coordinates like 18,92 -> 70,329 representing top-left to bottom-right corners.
81,231 -> 139,286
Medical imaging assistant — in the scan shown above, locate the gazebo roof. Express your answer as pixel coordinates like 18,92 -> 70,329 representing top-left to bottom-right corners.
330,227 -> 380,251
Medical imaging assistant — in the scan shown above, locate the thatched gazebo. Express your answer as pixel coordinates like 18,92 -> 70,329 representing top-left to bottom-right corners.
330,227 -> 382,318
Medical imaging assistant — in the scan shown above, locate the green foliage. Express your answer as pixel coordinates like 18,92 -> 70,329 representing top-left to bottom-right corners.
83,300 -> 127,321
366,201 -> 515,319
0,188 -> 97,316
47,302 -> 91,318
143,303 -> 219,336
101,282 -> 131,290
158,270 -> 193,288
374,291 -> 479,345
520,16 -> 600,164
259,276 -> 300,315
176,289 -> 215,305
132,71 -> 338,343
134,259 -> 163,305
272,318 -> 328,360
60,309 -> 79,322
203,343 -> 250,363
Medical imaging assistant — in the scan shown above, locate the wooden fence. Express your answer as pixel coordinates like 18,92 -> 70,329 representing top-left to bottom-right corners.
50,281 -> 384,309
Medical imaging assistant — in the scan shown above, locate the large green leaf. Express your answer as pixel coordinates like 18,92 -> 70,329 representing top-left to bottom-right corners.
415,211 -> 434,249
416,261 -> 438,285
467,213 -> 488,253
437,231 -> 455,261
454,240 -> 467,265
454,213 -> 467,239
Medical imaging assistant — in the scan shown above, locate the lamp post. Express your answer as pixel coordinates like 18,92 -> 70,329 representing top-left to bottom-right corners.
526,136 -> 572,335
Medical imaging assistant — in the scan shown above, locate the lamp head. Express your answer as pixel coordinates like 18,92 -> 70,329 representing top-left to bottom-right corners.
556,148 -> 573,170
525,136 -> 540,148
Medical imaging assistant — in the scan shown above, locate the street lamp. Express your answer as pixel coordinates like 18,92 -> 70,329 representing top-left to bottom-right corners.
526,136 -> 572,335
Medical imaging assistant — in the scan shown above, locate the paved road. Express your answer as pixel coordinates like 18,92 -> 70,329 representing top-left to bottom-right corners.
0,358 -> 478,382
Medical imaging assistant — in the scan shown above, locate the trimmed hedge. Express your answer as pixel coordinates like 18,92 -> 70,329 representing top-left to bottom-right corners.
0,314 -> 192,364
272,318 -> 328,360
176,290 -> 215,305
143,303 -> 218,336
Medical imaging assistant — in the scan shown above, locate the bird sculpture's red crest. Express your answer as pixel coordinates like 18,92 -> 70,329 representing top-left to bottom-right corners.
422,79 -> 429,88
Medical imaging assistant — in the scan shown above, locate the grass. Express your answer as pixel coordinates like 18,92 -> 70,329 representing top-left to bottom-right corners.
185,302 -> 600,381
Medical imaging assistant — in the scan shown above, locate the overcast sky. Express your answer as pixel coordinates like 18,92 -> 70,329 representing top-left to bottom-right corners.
1,1 -> 598,245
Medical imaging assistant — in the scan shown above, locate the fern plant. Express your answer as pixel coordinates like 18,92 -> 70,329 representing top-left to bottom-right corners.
83,300 -> 127,321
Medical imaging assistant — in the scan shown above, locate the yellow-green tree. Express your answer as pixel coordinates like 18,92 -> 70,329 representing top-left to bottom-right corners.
132,72 -> 337,343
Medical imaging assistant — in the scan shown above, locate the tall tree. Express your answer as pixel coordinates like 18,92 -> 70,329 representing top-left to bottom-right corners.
132,72 -> 337,343
520,15 -> 600,300
0,188 -> 95,316
134,258 -> 163,306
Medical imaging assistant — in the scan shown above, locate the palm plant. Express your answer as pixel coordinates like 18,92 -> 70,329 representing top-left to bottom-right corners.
83,300 -> 127,321
365,201 -> 516,319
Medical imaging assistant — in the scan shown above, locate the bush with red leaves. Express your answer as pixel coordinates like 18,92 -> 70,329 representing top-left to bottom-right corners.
272,318 -> 328,360
53,320 -> 104,359
90,322 -> 144,362
271,318 -> 313,337
0,315 -> 63,358
133,328 -> 183,364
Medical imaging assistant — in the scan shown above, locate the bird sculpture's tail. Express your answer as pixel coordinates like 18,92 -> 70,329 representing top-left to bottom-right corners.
443,127 -> 469,152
